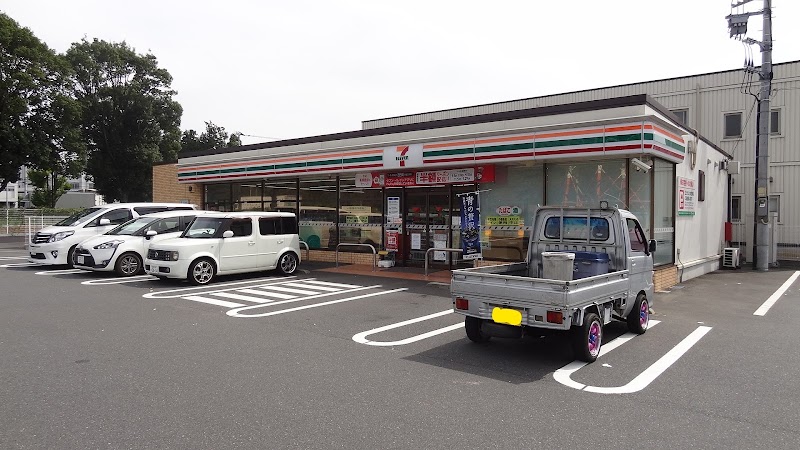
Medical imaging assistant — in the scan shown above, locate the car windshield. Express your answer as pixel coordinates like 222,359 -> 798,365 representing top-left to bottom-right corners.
53,207 -> 103,227
107,217 -> 155,236
183,217 -> 225,238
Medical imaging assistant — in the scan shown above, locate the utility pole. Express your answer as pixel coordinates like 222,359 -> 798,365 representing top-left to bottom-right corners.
727,0 -> 772,271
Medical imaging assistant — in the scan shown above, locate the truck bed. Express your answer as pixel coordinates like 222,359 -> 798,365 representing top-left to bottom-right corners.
450,263 -> 629,311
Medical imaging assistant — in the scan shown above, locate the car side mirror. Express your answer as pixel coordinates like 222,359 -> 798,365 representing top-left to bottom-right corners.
99,218 -> 111,226
222,230 -> 234,238
648,239 -> 657,253
145,230 -> 157,240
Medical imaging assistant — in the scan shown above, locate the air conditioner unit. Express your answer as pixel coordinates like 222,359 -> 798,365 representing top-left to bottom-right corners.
722,247 -> 741,269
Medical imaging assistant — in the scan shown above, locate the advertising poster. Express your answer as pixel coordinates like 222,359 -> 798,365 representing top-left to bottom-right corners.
459,192 -> 482,259
677,176 -> 696,216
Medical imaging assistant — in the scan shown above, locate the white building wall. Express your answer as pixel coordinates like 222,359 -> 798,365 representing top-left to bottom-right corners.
674,139 -> 729,281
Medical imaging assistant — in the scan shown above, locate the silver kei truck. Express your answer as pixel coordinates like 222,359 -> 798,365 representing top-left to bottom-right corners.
451,205 -> 656,362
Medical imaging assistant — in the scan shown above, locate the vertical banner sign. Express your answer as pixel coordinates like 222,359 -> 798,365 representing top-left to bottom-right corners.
460,193 -> 482,259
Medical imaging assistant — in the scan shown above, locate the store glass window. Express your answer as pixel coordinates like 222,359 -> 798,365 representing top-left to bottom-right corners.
263,179 -> 298,214
205,184 -> 232,211
232,182 -> 263,211
337,176 -> 383,250
653,159 -> 675,266
628,156 -> 653,239
299,177 -> 337,249
546,160 -> 627,209
480,165 -> 544,261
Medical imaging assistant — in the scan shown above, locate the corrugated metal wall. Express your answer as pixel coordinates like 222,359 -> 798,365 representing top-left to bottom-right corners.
363,62 -> 800,259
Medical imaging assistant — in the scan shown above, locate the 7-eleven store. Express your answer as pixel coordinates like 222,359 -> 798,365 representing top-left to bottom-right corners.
164,95 -> 731,289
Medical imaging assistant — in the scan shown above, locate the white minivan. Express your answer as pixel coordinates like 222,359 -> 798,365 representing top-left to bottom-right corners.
144,211 -> 301,285
73,210 -> 201,276
28,203 -> 196,266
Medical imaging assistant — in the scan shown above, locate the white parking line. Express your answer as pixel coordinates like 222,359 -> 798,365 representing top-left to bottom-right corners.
554,320 -> 714,394
211,292 -> 274,303
352,310 -> 464,346
257,285 -> 320,296
226,288 -> 407,318
142,277 -> 298,299
35,268 -> 85,275
81,275 -> 157,285
0,262 -> 41,268
182,295 -> 245,308
300,279 -> 360,289
583,326 -> 711,394
0,256 -> 28,260
754,270 -> 800,316
282,282 -> 342,292
236,288 -> 296,299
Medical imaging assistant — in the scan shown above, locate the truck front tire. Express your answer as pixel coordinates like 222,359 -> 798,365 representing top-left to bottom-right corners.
627,293 -> 649,334
465,316 -> 490,343
571,312 -> 602,363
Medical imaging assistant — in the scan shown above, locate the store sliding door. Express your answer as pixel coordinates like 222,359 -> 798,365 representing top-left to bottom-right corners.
403,188 -> 451,267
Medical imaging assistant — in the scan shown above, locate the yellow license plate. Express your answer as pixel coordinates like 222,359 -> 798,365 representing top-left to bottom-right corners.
492,307 -> 523,326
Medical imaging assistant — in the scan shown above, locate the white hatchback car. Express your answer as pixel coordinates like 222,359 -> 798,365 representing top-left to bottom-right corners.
144,211 -> 301,285
73,210 -> 201,276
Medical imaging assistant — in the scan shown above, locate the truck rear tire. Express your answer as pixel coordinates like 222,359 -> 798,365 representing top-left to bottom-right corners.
571,312 -> 602,363
465,317 -> 490,343
627,293 -> 649,334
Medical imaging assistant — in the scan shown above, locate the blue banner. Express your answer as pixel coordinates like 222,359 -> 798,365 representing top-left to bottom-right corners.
460,192 -> 481,260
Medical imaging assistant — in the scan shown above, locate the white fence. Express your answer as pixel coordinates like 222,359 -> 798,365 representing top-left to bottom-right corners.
731,218 -> 800,264
1,209 -> 68,236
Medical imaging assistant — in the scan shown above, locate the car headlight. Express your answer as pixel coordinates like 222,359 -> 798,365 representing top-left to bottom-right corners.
94,240 -> 125,250
48,231 -> 75,242
168,251 -> 179,261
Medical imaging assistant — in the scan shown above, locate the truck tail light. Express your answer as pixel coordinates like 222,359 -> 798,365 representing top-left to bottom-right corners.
455,297 -> 469,310
546,311 -> 563,324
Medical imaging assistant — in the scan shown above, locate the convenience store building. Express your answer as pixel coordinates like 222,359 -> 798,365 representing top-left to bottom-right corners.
154,94 -> 732,290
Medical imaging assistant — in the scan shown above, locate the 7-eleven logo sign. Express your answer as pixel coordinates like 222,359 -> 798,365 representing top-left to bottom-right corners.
395,146 -> 409,167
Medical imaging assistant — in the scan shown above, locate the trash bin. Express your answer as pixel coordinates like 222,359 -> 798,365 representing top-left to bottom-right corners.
571,251 -> 610,279
541,252 -> 575,281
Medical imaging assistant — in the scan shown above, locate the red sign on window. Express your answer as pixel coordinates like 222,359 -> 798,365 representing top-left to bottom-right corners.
385,230 -> 399,251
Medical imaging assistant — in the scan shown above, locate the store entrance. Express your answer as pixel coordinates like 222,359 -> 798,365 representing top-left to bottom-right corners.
405,188 -> 449,267
400,185 -> 475,269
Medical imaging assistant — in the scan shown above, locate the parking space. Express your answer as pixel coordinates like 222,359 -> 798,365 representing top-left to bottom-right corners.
2,246 -> 800,448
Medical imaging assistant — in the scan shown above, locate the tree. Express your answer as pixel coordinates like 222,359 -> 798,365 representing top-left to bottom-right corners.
0,14 -> 76,193
28,169 -> 71,208
65,39 -> 182,202
181,121 -> 242,153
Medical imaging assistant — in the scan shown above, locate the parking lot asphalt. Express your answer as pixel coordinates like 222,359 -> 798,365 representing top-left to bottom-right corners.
1,248 -> 799,450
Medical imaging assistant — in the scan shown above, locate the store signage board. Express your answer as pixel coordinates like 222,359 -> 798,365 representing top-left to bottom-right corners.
355,165 -> 495,188
677,176 -> 696,216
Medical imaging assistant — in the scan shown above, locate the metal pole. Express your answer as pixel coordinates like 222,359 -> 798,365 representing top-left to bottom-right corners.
754,0 -> 772,271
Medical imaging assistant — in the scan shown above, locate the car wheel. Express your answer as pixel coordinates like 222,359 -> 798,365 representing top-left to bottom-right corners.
571,312 -> 602,363
188,258 -> 215,285
465,316 -> 490,343
66,245 -> 78,268
115,252 -> 143,277
278,252 -> 298,275
627,293 -> 649,334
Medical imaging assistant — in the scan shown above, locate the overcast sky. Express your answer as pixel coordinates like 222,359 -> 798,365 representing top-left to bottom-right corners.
3,1 -> 798,145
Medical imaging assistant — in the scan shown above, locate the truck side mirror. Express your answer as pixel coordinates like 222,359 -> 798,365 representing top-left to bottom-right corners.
222,230 -> 234,238
648,239 -> 657,253
145,230 -> 157,240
